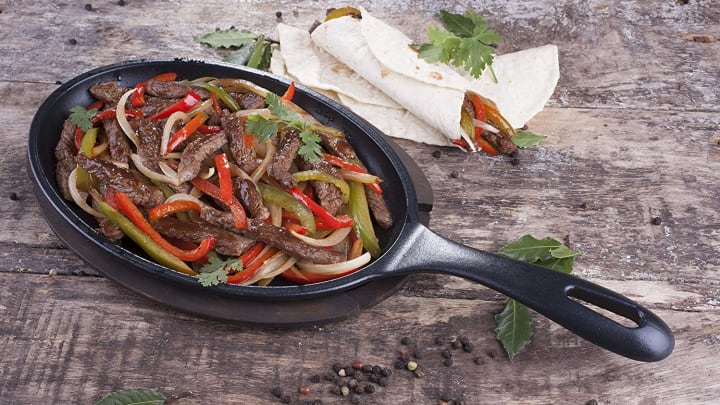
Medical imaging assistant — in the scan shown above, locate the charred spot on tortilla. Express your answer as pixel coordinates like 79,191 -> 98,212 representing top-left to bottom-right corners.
429,72 -> 443,80
330,63 -> 354,75
380,69 -> 390,78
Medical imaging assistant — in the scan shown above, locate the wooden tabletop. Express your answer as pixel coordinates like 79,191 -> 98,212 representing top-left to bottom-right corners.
2,1 -> 719,404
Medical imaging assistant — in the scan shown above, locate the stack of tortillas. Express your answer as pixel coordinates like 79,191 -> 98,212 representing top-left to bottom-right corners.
270,6 -> 559,150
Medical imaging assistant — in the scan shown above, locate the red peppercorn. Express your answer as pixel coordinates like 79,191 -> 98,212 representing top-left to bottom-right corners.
299,386 -> 311,395
351,360 -> 364,370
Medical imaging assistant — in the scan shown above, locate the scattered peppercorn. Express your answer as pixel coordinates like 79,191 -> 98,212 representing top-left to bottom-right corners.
117,0 -> 126,6
347,378 -> 358,389
432,150 -> 442,158
362,364 -> 373,373
84,3 -> 93,10
9,192 -> 19,201
48,269 -> 58,276
444,358 -> 454,367
280,395 -> 291,404
351,394 -> 361,404
412,349 -> 423,359
352,361 -> 364,370
299,386 -> 311,395
381,367 -> 392,377
394,359 -> 406,369
68,38 -> 77,45
338,368 -> 346,377
406,361 -> 418,371
441,350 -> 452,359
309,374 -> 321,383
271,387 -> 284,398
368,374 -> 380,384
372,365 -> 382,375
414,370 -> 424,378
435,337 -> 444,345
379,377 -> 389,387
332,363 -> 343,373
450,170 -> 459,178
462,342 -> 475,353
651,216 -> 662,225
400,336 -> 413,345
441,392 -> 452,402
364,384 -> 376,393
340,386 -> 350,396
329,386 -> 341,396
451,340 -> 462,350
276,11 -> 283,18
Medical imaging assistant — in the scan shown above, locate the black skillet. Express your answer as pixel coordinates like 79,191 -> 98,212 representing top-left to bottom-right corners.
28,59 -> 673,362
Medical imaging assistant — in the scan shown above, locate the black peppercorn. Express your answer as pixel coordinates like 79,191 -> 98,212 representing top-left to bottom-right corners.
381,367 -> 392,377
451,340 -> 462,350
394,359 -> 406,369
651,217 -> 662,225
84,3 -> 93,10
276,11 -> 283,18
435,336 -> 444,345
400,336 -> 413,345
351,394 -> 361,404
280,395 -> 291,404
364,384 -> 376,393
444,358 -> 454,367
362,364 -> 373,373
118,0 -> 126,6
450,170 -> 459,178
332,363 -> 343,373
372,365 -> 382,375
68,38 -> 77,45
432,150 -> 442,158
441,350 -> 452,359
379,377 -> 389,387
271,387 -> 284,398
462,342 -> 475,353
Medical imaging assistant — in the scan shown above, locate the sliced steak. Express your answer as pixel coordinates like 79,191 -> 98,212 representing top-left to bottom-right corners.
55,119 -> 77,200
152,217 -> 255,256
145,80 -> 191,99
102,118 -> 130,164
140,95 -> 174,119
299,158 -> 343,216
76,154 -> 165,208
318,132 -> 393,229
234,178 -> 270,221
135,120 -> 163,162
200,207 -> 345,264
231,92 -> 265,110
220,110 -> 258,173
89,81 -> 130,105
482,131 -> 518,155
177,132 -> 226,183
268,129 -> 300,189
98,216 -> 124,241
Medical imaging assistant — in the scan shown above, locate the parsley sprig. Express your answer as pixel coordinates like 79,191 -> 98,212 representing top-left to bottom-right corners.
245,92 -> 323,162
69,105 -> 98,132
416,10 -> 500,80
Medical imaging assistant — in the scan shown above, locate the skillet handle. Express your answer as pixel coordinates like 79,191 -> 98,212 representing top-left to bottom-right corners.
391,222 -> 674,362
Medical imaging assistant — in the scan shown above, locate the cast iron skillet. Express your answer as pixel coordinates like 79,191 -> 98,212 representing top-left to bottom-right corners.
28,59 -> 673,362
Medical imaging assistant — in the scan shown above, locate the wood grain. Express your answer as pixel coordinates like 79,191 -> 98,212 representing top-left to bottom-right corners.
1,0 -> 719,404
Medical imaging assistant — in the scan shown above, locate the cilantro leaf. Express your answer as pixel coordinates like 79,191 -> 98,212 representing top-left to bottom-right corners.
195,252 -> 243,287
245,92 -> 324,162
69,105 -> 97,132
495,235 -> 579,359
195,28 -> 258,48
511,130 -> 544,148
94,388 -> 166,405
417,10 -> 500,79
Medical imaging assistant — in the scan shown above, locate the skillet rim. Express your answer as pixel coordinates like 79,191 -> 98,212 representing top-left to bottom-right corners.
27,58 -> 421,301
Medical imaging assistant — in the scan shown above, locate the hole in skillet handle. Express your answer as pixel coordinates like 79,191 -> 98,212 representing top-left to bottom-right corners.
567,286 -> 642,328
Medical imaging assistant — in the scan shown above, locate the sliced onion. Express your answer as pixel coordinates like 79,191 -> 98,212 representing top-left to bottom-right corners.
268,203 -> 282,227
164,193 -> 205,206
298,252 -> 372,275
198,166 -> 215,180
337,169 -> 381,185
473,118 -> 500,134
251,140 -> 275,183
187,99 -> 213,117
92,139 -> 109,156
158,160 -> 179,178
236,108 -> 272,118
161,111 -> 188,156
68,167 -> 103,217
243,254 -> 297,286
116,89 -> 139,148
290,226 -> 352,247
130,153 -> 180,186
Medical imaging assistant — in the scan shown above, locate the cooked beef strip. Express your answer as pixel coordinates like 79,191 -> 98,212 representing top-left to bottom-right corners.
98,216 -> 124,241
231,92 -> 265,110
135,120 -> 163,162
140,95 -> 174,118
268,129 -> 300,189
102,118 -> 130,164
200,206 -> 345,264
89,81 -> 130,105
177,132 -> 226,183
462,95 -> 475,118
55,119 -> 77,200
482,131 -> 518,155
299,158 -> 343,216
234,178 -> 270,221
220,110 -> 258,173
152,216 -> 255,256
145,80 -> 191,99
318,132 -> 393,229
76,154 -> 165,207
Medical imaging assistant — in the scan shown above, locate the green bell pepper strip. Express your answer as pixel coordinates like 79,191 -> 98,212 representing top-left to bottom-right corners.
75,127 -> 98,191
292,170 -> 350,203
188,80 -> 241,112
98,201 -> 196,275
258,182 -> 316,235
348,181 -> 381,258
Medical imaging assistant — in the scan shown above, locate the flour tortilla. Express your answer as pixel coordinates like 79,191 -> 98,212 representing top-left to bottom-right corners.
272,23 -> 452,146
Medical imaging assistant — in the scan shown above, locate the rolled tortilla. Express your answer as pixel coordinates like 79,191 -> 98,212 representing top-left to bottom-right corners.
272,23 -> 451,146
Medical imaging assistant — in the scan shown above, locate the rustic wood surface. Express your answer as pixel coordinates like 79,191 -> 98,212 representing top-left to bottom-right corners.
1,1 -> 719,404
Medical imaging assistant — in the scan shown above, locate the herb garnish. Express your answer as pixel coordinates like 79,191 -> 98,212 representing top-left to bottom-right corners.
196,251 -> 243,287
416,10 -> 500,81
511,130 -> 544,148
245,92 -> 323,162
93,388 -> 166,405
195,28 -> 273,69
494,235 -> 580,359
68,105 -> 98,132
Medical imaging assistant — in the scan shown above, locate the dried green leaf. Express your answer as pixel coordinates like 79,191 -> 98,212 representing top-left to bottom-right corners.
495,298 -> 533,360
195,28 -> 258,48
511,130 -> 544,148
94,388 -> 166,405
223,43 -> 255,65
498,235 -> 562,262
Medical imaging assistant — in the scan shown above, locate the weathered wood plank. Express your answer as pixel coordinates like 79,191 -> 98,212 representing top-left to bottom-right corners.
0,1 -> 718,111
1,273 -> 718,404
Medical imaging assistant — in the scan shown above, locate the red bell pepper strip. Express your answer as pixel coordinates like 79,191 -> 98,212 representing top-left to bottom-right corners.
214,153 -> 233,204
114,192 -> 215,262
282,81 -> 296,101
147,200 -> 201,222
323,153 -> 383,195
475,136 -> 498,156
288,186 -> 354,229
132,72 -> 178,108
244,134 -> 254,149
469,94 -> 487,123
197,125 -> 222,135
240,242 -> 266,267
166,111 -> 208,153
149,90 -> 202,121
227,245 -> 278,284
90,108 -> 143,124
210,91 -> 222,115
74,127 -> 84,151
190,177 -> 247,229
87,100 -> 104,111
279,266 -> 357,284
281,212 -> 338,232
